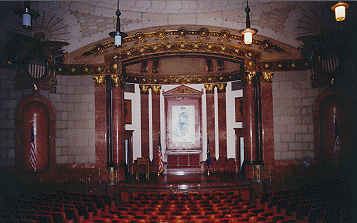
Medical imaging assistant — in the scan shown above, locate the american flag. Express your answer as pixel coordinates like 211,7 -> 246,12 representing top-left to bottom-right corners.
207,137 -> 211,169
334,118 -> 340,163
158,137 -> 163,174
29,124 -> 37,171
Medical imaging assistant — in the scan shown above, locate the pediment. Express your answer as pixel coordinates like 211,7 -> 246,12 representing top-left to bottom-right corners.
163,85 -> 203,98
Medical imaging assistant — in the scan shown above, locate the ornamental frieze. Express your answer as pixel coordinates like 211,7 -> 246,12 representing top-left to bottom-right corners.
81,27 -> 288,58
104,41 -> 261,64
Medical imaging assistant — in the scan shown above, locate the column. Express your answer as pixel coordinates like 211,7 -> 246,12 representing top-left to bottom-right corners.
243,72 -> 257,165
112,81 -> 125,167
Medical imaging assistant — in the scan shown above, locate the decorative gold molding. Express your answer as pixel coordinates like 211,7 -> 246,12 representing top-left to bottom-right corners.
163,85 -> 203,98
244,71 -> 257,84
81,27 -> 288,58
93,74 -> 125,87
139,84 -> 161,94
204,83 -> 227,93
105,41 -> 261,63
261,72 -> 274,83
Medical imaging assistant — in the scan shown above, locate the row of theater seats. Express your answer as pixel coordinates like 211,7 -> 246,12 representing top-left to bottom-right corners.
1,190 -> 296,223
257,186 -> 353,223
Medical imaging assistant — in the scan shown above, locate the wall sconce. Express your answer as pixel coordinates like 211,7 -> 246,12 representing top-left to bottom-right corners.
109,0 -> 127,47
239,1 -> 258,45
331,1 -> 349,22
15,1 -> 39,28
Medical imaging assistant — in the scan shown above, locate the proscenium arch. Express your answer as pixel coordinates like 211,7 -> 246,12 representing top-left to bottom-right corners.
103,41 -> 261,85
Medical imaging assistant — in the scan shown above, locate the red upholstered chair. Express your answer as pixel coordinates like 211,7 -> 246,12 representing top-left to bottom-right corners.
131,219 -> 149,223
38,215 -> 54,223
257,212 -> 273,218
170,215 -> 187,220
248,209 -> 264,215
117,215 -> 135,220
64,208 -> 80,223
93,218 -> 112,223
51,212 -> 67,223
228,217 -> 249,223
152,215 -> 168,221
266,215 -> 284,222
150,219 -> 170,223
19,220 -> 37,223
231,210 -> 247,215
276,220 -> 296,223
255,221 -> 274,223
210,218 -> 230,223
2,219 -> 19,223
224,213 -> 241,219
112,219 -> 131,223
24,214 -> 39,222
240,213 -> 255,219
205,214 -> 223,220
170,219 -> 189,223
85,202 -> 99,217
189,219 -> 209,223
101,214 -> 119,220
188,216 -> 205,220
11,213 -> 25,220
38,211 -> 51,216
248,216 -> 265,223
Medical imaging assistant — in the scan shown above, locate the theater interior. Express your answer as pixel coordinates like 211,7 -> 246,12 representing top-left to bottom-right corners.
0,1 -> 357,223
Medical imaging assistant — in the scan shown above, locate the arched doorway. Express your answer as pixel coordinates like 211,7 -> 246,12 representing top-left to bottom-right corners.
314,88 -> 354,165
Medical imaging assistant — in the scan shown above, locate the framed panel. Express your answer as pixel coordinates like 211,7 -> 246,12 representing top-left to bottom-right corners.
179,154 -> 189,166
166,98 -> 201,150
168,155 -> 178,166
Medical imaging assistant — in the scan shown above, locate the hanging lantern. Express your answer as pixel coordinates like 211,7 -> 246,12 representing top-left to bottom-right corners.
331,2 -> 349,22
239,1 -> 258,45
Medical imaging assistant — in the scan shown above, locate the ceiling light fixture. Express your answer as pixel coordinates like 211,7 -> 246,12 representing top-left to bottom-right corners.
15,1 -> 40,28
331,1 -> 349,22
239,1 -> 258,45
109,0 -> 127,47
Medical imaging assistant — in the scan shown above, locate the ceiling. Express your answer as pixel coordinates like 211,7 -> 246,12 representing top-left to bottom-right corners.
1,1 -> 356,54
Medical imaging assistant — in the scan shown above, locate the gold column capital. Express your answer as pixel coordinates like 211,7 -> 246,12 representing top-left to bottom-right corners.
261,72 -> 274,83
244,71 -> 257,84
93,75 -> 106,87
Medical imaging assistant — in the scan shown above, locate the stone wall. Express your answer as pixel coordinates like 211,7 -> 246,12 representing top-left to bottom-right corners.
272,70 -> 325,161
0,69 -> 95,168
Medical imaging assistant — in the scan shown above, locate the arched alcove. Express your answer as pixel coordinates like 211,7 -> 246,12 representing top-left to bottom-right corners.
15,93 -> 56,171
313,88 -> 354,165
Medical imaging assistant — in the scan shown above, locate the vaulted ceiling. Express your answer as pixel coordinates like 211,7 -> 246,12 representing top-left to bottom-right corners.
2,1 -> 355,53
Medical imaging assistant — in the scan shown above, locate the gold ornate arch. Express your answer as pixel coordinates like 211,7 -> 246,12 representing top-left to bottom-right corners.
61,26 -> 309,86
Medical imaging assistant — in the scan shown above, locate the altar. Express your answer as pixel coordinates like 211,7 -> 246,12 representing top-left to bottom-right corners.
165,149 -> 203,174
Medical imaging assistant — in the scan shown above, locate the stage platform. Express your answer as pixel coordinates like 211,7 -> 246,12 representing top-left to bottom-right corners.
115,172 -> 253,202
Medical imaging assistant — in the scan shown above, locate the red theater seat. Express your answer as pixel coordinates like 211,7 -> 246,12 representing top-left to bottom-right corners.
112,219 -> 131,223
19,220 -> 37,223
38,215 -> 54,223
51,212 -> 66,223
229,217 -> 249,223
190,219 -> 209,223
210,218 -> 230,223
170,219 -> 189,223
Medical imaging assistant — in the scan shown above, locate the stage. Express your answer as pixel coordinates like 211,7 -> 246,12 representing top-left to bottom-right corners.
115,172 -> 253,202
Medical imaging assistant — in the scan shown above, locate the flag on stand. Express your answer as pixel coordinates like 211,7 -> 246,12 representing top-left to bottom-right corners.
207,137 -> 211,169
334,118 -> 340,163
29,124 -> 37,171
158,137 -> 164,174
